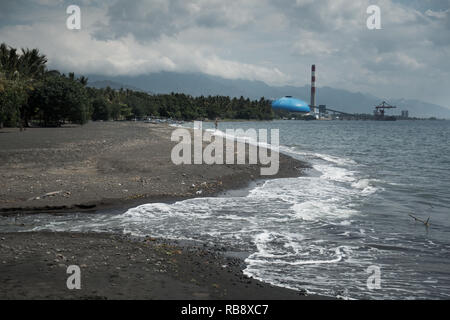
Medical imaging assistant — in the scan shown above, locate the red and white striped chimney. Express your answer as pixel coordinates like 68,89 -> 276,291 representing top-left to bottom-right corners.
310,64 -> 316,111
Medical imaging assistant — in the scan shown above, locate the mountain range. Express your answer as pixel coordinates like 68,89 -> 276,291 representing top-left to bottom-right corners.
87,72 -> 450,119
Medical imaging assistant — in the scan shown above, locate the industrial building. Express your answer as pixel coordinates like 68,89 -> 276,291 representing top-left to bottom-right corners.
401,110 -> 409,119
273,64 -> 412,121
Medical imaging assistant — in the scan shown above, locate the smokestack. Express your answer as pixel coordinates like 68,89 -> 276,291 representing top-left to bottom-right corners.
310,64 -> 316,113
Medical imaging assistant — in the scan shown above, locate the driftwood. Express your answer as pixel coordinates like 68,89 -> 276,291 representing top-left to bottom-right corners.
27,190 -> 64,201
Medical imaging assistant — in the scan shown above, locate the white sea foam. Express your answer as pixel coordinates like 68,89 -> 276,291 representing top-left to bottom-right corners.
246,245 -> 347,266
291,200 -> 356,221
279,145 -> 357,166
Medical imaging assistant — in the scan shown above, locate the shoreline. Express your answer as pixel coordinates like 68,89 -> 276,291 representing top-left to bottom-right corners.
0,121 -> 332,300
0,121 -> 307,216
1,178 -> 273,216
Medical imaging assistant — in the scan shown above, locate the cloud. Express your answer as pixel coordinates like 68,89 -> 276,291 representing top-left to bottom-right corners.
92,0 -> 262,42
0,0 -> 449,105
0,15 -> 290,85
425,8 -> 449,18
292,31 -> 339,56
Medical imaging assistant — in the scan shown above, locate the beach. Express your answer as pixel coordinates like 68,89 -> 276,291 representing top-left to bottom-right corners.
0,232 -> 329,300
0,121 -> 323,300
0,121 -> 305,215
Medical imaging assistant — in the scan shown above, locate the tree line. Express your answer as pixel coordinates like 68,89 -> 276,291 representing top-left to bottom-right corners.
0,43 -> 276,128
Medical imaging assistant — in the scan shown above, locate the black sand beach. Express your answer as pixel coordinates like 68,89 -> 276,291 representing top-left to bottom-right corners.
0,122 -> 306,214
0,122 -> 326,300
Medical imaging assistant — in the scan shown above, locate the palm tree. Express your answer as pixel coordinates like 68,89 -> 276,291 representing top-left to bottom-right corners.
0,44 -> 49,128
78,75 -> 88,86
0,44 -> 48,81
18,48 -> 48,80
0,43 -> 19,79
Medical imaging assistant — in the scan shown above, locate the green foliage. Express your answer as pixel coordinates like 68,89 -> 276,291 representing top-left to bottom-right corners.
85,89 -> 274,121
91,97 -> 110,121
0,79 -> 28,127
110,103 -> 123,121
1,42 -> 48,127
28,75 -> 90,126
0,43 -> 48,83
1,42 -> 276,127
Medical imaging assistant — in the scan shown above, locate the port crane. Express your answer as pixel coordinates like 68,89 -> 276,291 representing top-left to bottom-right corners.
374,101 -> 396,118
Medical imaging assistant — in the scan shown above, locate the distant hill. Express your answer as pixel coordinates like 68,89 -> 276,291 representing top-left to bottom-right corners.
87,72 -> 450,119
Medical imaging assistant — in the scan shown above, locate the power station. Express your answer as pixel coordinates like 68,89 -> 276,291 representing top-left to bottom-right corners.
271,64 -> 318,117
271,65 -> 409,120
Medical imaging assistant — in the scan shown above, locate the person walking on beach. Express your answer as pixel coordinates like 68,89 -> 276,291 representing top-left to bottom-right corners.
215,118 -> 219,131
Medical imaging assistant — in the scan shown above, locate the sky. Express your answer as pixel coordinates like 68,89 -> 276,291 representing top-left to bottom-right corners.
1,0 -> 449,106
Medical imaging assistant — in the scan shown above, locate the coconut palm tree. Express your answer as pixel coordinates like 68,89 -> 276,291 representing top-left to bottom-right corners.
0,43 -> 19,79
0,44 -> 49,127
0,44 -> 48,81
18,48 -> 48,80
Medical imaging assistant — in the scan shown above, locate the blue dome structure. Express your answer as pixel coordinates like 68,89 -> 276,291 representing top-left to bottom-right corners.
271,96 -> 310,113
